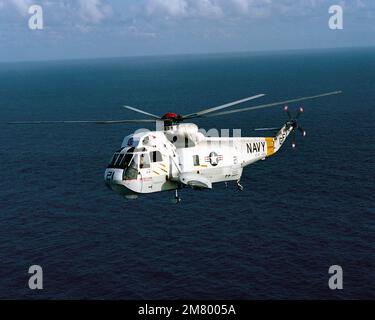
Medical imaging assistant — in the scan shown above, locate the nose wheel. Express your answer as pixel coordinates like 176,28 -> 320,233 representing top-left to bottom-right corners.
236,180 -> 244,192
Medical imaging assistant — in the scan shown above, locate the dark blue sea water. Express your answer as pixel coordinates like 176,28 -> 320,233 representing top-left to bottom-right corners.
0,48 -> 374,299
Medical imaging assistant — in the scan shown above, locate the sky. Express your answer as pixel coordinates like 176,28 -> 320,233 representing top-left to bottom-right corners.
0,0 -> 374,62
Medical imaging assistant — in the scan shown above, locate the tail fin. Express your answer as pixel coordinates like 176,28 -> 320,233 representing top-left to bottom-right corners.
266,106 -> 307,156
264,123 -> 294,157
273,123 -> 294,153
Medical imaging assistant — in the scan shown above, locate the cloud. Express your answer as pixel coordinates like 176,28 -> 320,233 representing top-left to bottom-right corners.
128,25 -> 158,38
145,0 -> 224,18
194,0 -> 223,18
146,0 -> 188,17
143,0 -> 280,19
231,0 -> 250,13
10,0 -> 32,15
144,0 -> 375,20
78,0 -> 113,24
0,0 -> 113,25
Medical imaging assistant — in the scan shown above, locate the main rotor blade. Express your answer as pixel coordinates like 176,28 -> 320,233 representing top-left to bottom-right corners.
205,91 -> 342,118
123,106 -> 160,119
254,127 -> 280,131
182,93 -> 265,119
8,119 -> 156,125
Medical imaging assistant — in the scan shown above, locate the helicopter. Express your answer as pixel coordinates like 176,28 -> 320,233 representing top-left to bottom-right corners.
10,90 -> 341,202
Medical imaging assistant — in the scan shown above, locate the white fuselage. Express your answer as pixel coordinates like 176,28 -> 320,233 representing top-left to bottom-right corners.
104,122 -> 293,198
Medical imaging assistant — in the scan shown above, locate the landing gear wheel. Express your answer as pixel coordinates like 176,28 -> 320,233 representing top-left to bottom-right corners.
236,180 -> 244,192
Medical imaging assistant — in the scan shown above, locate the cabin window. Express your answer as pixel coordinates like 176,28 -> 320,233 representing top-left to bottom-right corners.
193,155 -> 200,166
139,153 -> 151,169
150,151 -> 163,163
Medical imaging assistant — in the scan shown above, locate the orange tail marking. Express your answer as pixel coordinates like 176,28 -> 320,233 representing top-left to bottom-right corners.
265,137 -> 275,156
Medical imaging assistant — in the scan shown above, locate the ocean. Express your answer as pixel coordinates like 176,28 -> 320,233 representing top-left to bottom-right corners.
0,48 -> 374,299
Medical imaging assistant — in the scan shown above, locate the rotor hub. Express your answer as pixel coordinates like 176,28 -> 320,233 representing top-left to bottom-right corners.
162,112 -> 181,120
290,119 -> 298,129
161,112 -> 183,126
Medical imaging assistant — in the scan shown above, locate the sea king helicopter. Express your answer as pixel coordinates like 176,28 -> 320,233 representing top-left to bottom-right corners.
10,91 -> 341,202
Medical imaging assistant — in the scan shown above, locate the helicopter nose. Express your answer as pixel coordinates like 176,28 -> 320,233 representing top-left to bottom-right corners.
104,168 -> 139,199
104,168 -> 123,188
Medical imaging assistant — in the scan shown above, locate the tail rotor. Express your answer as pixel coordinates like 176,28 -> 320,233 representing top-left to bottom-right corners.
284,105 -> 307,149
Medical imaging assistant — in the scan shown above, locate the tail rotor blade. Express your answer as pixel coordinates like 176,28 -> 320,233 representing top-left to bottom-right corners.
284,105 -> 292,119
297,126 -> 307,137
292,130 -> 296,148
296,106 -> 304,119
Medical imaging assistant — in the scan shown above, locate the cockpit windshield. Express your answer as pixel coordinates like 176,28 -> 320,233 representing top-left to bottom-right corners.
107,147 -> 135,169
107,147 -> 154,180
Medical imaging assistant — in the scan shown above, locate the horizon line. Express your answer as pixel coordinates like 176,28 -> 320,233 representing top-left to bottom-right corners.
1,45 -> 374,65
